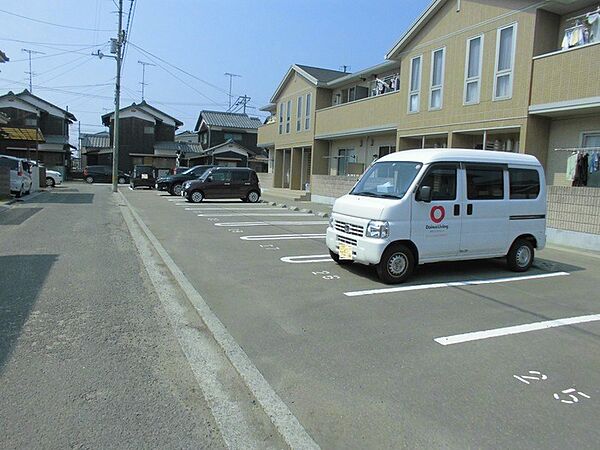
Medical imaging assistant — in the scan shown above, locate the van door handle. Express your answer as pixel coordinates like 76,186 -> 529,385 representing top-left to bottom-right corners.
467,204 -> 473,215
244,182 -> 251,185
454,204 -> 460,216
224,183 -> 231,186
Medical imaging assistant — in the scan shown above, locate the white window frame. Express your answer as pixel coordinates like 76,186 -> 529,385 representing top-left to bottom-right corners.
463,34 -> 484,105
278,102 -> 284,134
408,55 -> 423,113
286,100 -> 291,133
305,93 -> 311,130
493,23 -> 518,101
581,130 -> 600,148
296,95 -> 303,132
429,47 -> 446,111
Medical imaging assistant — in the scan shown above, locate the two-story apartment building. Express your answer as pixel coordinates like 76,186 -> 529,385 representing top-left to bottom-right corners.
259,0 -> 600,198
0,89 -> 77,173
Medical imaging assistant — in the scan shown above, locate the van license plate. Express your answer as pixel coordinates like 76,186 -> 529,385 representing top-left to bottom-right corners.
338,243 -> 353,260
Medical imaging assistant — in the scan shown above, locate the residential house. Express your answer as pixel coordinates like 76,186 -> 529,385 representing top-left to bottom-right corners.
175,130 -> 198,143
188,139 -> 268,170
0,90 -> 77,173
80,131 -> 111,167
101,101 -> 202,173
195,110 -> 268,171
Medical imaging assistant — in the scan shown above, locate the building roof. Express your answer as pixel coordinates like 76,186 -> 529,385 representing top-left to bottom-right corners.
270,64 -> 348,103
101,101 -> 183,127
202,139 -> 255,156
194,110 -> 263,132
0,126 -> 44,141
0,90 -> 77,122
326,60 -> 399,88
80,132 -> 110,149
154,141 -> 204,154
385,0 -> 448,59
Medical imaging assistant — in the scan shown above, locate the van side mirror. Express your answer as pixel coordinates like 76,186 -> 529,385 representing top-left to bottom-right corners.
417,186 -> 432,203
206,176 -> 213,182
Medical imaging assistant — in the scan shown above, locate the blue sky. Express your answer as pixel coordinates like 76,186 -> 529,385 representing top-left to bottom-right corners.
0,0 -> 429,139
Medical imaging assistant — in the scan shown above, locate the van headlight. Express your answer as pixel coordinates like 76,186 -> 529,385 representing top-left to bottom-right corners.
366,220 -> 389,238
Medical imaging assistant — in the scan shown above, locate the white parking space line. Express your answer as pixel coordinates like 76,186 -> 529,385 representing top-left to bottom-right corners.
240,234 -> 326,241
344,272 -> 570,297
434,313 -> 600,346
215,221 -> 328,227
199,213 -> 313,217
184,207 -> 283,211
280,255 -> 333,264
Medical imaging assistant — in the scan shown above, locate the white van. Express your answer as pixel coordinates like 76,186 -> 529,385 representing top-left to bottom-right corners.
0,155 -> 33,198
326,149 -> 546,284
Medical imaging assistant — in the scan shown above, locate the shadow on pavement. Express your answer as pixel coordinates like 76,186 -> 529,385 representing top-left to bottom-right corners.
0,254 -> 58,374
0,208 -> 43,226
35,193 -> 94,204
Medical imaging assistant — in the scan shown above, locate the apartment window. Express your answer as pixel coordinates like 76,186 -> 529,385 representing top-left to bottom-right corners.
582,132 -> 600,149
305,93 -> 311,130
296,96 -> 303,132
494,24 -> 517,100
464,35 -> 483,104
278,102 -> 284,134
408,55 -> 422,113
429,48 -> 445,110
25,118 -> 37,127
286,100 -> 291,133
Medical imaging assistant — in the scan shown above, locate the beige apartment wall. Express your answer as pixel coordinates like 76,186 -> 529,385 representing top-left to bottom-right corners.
315,91 -> 400,137
257,121 -> 276,146
272,72 -> 317,148
396,0 -> 536,136
530,43 -> 600,106
327,134 -> 396,175
545,114 -> 600,186
311,175 -> 360,200
547,186 -> 600,235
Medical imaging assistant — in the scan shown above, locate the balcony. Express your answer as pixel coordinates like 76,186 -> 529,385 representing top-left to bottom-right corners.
257,120 -> 276,147
529,42 -> 600,116
315,91 -> 399,140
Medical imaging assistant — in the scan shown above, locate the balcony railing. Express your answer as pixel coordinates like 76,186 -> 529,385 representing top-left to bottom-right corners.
257,121 -> 277,146
530,42 -> 600,107
315,91 -> 400,139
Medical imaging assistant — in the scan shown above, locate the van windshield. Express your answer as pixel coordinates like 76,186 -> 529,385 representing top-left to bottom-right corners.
351,161 -> 422,199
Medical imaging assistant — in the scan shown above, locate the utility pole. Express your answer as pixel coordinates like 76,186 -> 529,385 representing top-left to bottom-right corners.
137,60 -> 155,101
21,48 -> 45,92
224,72 -> 241,109
239,95 -> 251,114
94,0 -> 125,193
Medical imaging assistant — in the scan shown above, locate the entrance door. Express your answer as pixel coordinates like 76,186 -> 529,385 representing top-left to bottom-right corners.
411,163 -> 462,260
459,164 -> 509,256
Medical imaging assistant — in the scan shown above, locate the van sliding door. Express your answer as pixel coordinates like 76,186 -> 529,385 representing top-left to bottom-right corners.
459,164 -> 509,256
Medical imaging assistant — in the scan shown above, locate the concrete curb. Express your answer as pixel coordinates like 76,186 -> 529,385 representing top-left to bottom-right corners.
119,191 -> 319,450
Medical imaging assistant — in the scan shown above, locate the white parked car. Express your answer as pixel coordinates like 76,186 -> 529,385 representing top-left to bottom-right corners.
327,149 -> 546,283
0,155 -> 33,198
45,169 -> 63,187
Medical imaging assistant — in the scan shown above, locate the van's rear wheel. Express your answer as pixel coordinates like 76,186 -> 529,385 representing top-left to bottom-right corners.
246,190 -> 260,203
507,238 -> 534,272
376,244 -> 414,284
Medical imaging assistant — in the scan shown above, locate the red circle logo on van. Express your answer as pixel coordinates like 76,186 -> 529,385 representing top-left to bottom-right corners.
430,206 -> 445,224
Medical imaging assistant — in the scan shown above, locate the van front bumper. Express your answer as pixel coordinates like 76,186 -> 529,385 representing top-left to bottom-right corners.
326,227 -> 387,265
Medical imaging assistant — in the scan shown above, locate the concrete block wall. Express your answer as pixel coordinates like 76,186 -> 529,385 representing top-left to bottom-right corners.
0,166 -> 9,197
257,172 -> 274,189
311,175 -> 359,199
547,186 -> 600,235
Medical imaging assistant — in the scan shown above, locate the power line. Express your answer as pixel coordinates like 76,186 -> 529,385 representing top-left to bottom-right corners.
0,7 -> 113,32
127,41 -> 231,96
8,43 -> 109,63
0,37 -> 107,47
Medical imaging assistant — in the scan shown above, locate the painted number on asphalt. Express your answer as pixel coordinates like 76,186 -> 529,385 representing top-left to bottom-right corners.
260,244 -> 279,250
513,370 -> 591,405
312,270 -> 340,280
207,217 -> 219,221
228,229 -> 244,233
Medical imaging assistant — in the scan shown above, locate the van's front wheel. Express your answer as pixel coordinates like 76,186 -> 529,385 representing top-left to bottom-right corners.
507,238 -> 534,272
377,244 -> 414,284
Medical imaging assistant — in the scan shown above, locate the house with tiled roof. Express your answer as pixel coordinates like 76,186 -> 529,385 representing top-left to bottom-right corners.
194,110 -> 263,154
0,89 -> 76,173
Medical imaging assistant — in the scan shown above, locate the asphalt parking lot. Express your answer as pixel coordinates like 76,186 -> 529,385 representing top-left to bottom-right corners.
122,186 -> 600,449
